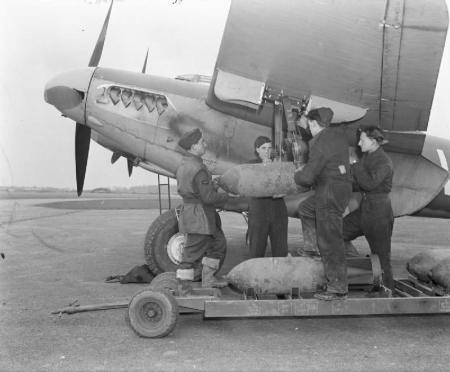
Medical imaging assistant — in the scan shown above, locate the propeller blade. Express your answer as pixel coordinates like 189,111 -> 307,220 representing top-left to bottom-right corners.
127,159 -> 133,177
88,1 -> 114,67
142,48 -> 149,74
75,123 -> 91,196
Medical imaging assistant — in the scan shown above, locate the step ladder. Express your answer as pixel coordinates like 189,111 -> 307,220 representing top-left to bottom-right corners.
157,174 -> 172,215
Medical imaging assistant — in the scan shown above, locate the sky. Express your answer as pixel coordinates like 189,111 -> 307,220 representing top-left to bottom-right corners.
1,0 -> 449,189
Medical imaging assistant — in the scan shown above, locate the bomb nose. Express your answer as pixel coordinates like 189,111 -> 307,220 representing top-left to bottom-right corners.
217,168 -> 240,195
44,67 -> 95,124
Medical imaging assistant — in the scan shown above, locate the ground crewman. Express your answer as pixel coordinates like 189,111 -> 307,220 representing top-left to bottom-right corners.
344,126 -> 394,295
175,128 -> 229,295
294,107 -> 352,300
247,136 -> 288,258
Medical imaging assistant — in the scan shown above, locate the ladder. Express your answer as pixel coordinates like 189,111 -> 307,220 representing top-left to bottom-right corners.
157,174 -> 172,215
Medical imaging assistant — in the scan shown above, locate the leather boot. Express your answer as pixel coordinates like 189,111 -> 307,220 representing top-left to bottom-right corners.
176,268 -> 194,296
314,291 -> 348,301
365,285 -> 392,298
177,279 -> 193,296
201,257 -> 228,288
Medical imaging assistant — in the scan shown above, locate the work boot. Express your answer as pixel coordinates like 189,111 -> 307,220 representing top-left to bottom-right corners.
177,280 -> 193,296
297,248 -> 321,257
365,286 -> 392,298
344,241 -> 360,257
201,257 -> 228,288
176,268 -> 194,296
314,291 -> 348,301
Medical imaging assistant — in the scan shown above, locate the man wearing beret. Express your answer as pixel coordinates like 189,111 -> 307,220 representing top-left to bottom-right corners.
175,128 -> 229,295
294,107 -> 352,300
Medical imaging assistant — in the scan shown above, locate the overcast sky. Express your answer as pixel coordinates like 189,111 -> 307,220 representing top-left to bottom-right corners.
1,0 -> 449,189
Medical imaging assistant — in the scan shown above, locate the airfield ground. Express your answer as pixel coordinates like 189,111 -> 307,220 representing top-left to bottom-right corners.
1,192 -> 450,372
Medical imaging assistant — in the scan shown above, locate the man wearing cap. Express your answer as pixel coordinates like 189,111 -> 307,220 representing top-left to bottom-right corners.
246,136 -> 288,258
294,107 -> 352,300
344,126 -> 394,296
175,128 -> 229,295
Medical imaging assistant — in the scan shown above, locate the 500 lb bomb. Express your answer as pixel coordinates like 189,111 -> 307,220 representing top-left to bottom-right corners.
226,256 -> 379,295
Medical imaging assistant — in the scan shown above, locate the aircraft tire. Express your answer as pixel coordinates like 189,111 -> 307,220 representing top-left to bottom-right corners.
144,208 -> 224,281
128,289 -> 178,338
144,209 -> 181,277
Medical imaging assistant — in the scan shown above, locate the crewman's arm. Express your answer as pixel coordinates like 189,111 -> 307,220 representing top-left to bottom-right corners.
351,161 -> 391,191
294,145 -> 326,187
194,170 -> 229,207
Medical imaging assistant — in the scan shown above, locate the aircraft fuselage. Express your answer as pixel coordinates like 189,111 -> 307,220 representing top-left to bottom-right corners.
87,67 -> 273,175
44,66 -> 450,218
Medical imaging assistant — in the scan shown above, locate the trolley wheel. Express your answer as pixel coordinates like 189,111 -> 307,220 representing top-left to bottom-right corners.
150,272 -> 178,295
128,289 -> 178,338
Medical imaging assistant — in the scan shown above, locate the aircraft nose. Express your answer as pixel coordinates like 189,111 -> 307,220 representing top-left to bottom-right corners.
44,67 -> 95,124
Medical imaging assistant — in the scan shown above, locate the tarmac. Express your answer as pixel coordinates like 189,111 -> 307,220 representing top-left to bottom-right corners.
1,193 -> 450,372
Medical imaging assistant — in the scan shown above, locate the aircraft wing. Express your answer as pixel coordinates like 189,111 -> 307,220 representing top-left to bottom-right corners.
207,0 -> 448,131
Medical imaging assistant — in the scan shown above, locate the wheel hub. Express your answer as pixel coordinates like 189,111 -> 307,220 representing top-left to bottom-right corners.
142,302 -> 162,322
166,232 -> 185,265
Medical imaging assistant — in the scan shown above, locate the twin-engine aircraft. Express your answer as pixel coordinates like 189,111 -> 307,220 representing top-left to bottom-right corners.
44,0 -> 450,277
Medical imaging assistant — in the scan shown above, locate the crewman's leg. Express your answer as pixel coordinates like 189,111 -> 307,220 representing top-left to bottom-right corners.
298,195 -> 319,255
269,201 -> 288,257
362,201 -> 395,290
342,208 -> 364,257
205,227 -> 227,261
175,268 -> 194,295
314,183 -> 351,298
202,214 -> 228,288
248,210 -> 270,258
343,208 -> 363,241
365,230 -> 394,290
176,233 -> 210,295
316,207 -> 348,294
201,256 -> 228,288
178,233 -> 210,270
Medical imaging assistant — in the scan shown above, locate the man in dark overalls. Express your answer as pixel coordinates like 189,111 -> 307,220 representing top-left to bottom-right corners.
344,126 -> 394,295
175,128 -> 229,295
294,107 -> 352,300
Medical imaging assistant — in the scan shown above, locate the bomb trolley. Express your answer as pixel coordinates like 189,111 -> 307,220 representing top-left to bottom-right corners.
52,255 -> 450,338
125,255 -> 450,338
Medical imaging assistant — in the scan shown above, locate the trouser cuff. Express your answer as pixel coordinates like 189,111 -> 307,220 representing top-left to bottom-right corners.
176,268 -> 194,280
